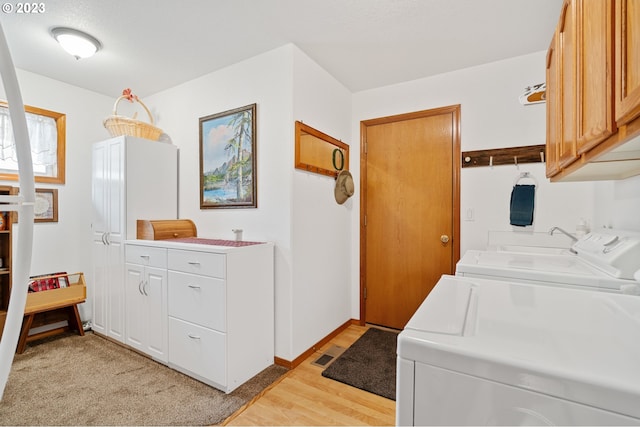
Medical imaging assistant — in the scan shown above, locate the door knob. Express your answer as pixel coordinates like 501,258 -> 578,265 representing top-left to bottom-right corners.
440,235 -> 450,244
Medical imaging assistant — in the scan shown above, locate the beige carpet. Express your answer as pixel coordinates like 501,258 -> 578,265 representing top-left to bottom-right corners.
0,332 -> 286,426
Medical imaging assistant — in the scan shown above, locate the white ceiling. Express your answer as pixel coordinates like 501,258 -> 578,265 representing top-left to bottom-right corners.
0,0 -> 562,98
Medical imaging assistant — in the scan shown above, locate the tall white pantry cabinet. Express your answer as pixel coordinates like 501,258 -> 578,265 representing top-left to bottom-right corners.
91,136 -> 177,343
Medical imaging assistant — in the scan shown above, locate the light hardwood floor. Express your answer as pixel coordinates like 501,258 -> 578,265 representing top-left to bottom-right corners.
223,325 -> 396,426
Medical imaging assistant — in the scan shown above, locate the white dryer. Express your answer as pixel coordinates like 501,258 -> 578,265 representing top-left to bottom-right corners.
456,230 -> 640,294
396,275 -> 640,426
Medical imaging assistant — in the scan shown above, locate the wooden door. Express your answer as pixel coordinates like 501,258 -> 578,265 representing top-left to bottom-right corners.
616,0 -> 640,126
360,105 -> 460,330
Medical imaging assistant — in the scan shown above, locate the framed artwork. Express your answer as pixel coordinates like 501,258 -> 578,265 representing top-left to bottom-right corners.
199,103 -> 257,209
34,188 -> 58,222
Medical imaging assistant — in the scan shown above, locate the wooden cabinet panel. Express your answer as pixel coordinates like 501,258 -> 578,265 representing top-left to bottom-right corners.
616,0 -> 640,125
546,33 -> 561,178
577,0 -> 615,153
559,0 -> 578,168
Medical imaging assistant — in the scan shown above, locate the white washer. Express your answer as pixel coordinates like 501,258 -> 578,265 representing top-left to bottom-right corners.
396,275 -> 640,426
456,230 -> 640,294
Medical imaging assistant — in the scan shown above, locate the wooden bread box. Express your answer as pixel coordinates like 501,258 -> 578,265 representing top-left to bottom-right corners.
137,219 -> 197,240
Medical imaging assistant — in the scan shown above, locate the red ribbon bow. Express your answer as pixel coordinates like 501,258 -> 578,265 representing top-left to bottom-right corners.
122,88 -> 138,102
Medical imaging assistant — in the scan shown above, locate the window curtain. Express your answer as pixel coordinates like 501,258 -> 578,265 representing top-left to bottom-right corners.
0,106 -> 57,168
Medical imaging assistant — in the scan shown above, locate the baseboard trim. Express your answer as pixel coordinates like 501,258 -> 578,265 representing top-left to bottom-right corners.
274,319 -> 359,370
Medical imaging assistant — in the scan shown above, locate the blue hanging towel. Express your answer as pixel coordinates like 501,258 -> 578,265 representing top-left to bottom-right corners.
510,184 -> 535,226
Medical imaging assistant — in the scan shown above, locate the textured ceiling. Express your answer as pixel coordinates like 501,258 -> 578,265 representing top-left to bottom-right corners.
0,0 -> 562,98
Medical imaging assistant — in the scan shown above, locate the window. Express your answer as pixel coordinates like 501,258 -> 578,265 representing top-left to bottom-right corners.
0,102 -> 66,184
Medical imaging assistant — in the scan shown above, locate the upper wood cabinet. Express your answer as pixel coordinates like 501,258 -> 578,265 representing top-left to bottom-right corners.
546,33 -> 561,177
616,0 -> 640,126
557,0 -> 578,169
547,0 -> 640,181
576,0 -> 615,153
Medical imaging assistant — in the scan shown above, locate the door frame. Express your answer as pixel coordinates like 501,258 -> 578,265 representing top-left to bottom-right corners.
359,105 -> 461,325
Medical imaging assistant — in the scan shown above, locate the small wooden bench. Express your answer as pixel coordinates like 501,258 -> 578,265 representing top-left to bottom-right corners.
17,272 -> 87,354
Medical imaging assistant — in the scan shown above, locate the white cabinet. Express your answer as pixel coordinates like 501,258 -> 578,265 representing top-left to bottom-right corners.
167,249 -> 228,388
91,136 -> 177,343
125,244 -> 168,363
126,239 -> 274,393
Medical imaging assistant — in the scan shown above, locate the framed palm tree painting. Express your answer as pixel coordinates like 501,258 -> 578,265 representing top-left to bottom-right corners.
199,103 -> 257,208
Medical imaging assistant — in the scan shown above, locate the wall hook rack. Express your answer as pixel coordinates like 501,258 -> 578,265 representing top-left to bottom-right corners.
462,144 -> 546,168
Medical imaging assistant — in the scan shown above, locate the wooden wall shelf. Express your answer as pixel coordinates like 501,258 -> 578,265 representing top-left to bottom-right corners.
462,144 -> 546,168
295,121 -> 349,178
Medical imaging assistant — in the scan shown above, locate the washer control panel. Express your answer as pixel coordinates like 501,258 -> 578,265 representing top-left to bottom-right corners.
573,232 -> 640,279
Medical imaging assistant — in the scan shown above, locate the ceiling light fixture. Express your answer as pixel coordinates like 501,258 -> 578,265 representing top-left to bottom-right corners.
50,27 -> 101,60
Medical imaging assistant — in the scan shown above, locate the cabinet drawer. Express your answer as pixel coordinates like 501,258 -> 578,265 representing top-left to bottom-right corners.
125,244 -> 167,268
168,249 -> 225,278
168,271 -> 225,332
168,317 -> 226,388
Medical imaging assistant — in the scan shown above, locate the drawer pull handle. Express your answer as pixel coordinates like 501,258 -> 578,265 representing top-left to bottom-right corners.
187,261 -> 200,265
188,284 -> 201,289
188,334 -> 201,340
140,255 -> 150,259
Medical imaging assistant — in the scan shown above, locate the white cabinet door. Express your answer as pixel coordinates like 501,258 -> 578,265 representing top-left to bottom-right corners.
91,141 -> 108,336
125,263 -> 168,362
92,139 -> 125,342
125,263 -> 145,352
124,244 -> 168,363
106,239 -> 125,342
92,136 -> 177,344
168,270 -> 226,332
105,139 -> 125,342
91,238 -> 108,336
145,266 -> 167,361
168,317 -> 226,389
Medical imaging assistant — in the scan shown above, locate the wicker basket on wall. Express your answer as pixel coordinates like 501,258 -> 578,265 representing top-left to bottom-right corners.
103,93 -> 163,141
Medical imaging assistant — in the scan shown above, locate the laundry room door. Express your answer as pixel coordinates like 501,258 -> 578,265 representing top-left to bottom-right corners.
360,105 -> 460,330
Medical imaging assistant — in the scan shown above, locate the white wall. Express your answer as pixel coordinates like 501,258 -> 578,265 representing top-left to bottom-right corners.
350,51 -> 596,318
593,174 -> 640,231
145,46 -> 296,359
291,47 -> 353,358
146,45 -> 354,361
0,69 -> 112,321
